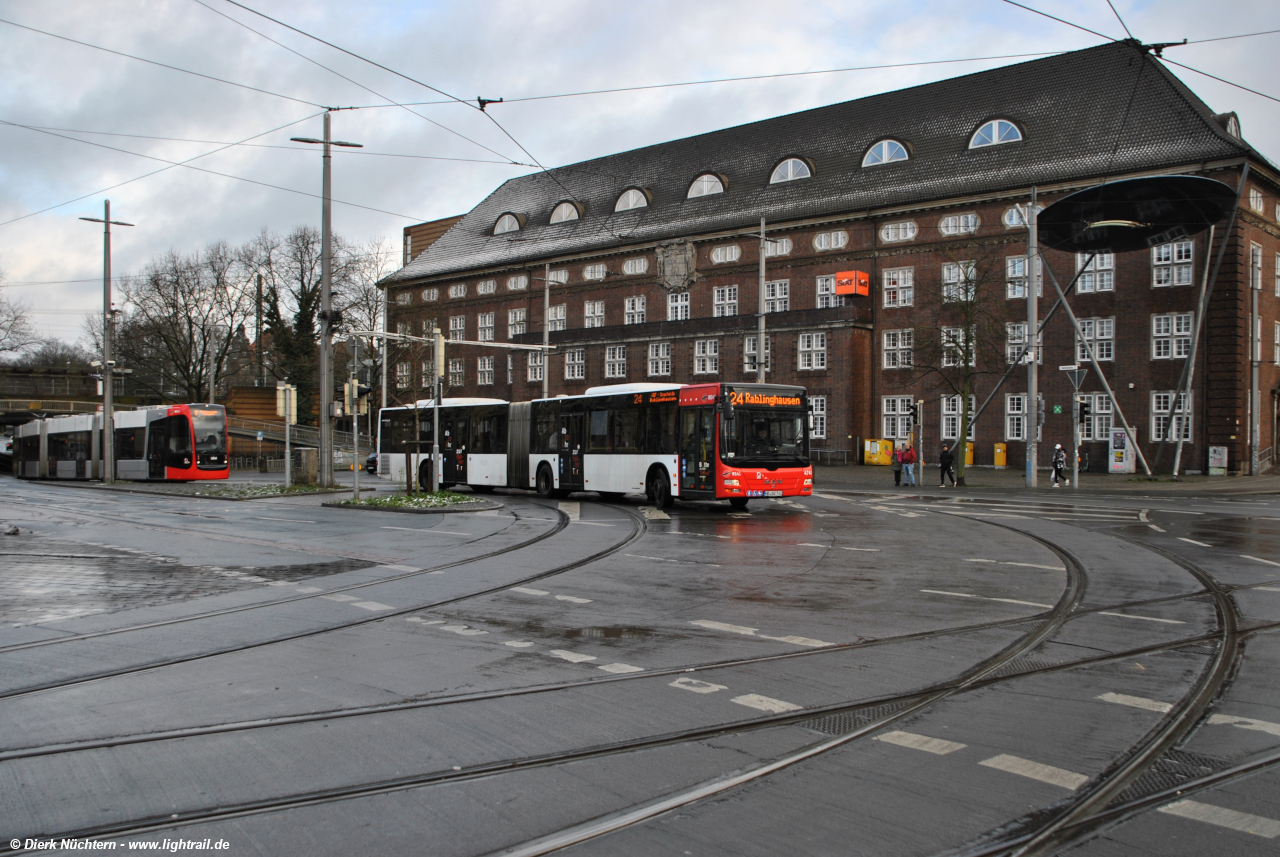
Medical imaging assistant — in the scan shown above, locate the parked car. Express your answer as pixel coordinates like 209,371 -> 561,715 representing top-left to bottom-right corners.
365,452 -> 378,474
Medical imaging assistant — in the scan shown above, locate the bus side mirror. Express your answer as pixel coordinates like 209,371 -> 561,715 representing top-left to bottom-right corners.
808,414 -> 814,430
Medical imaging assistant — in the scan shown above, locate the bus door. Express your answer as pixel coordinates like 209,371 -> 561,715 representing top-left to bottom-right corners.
559,411 -> 584,491
146,419 -> 167,479
679,407 -> 715,493
442,416 -> 468,484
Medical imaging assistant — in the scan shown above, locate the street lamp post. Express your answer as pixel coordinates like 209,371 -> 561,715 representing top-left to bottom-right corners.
79,200 -> 133,484
292,111 -> 362,488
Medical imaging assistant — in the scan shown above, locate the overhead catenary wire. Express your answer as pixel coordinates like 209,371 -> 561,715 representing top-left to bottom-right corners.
998,0 -> 1119,42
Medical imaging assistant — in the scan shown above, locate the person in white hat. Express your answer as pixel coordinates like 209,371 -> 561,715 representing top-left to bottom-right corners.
1051,443 -> 1069,487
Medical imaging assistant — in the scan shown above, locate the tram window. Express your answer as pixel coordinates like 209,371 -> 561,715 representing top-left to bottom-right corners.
613,408 -> 640,453
19,436 -> 38,459
643,403 -> 677,454
589,410 -> 611,451
115,428 -> 146,460
166,416 -> 192,467
49,431 -> 90,460
192,410 -> 225,455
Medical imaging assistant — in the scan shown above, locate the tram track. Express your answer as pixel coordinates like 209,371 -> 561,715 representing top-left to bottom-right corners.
0,501 -> 649,702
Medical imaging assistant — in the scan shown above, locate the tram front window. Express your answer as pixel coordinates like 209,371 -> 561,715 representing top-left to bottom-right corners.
721,409 -> 809,467
192,409 -> 226,467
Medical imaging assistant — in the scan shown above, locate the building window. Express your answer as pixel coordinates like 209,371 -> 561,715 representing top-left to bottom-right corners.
507,354 -> 513,384
1006,256 -> 1041,298
813,230 -> 848,251
969,119 -> 1022,148
1275,321 -> 1280,365
508,308 -> 526,338
1151,313 -> 1193,359
883,329 -> 914,369
1152,241 -> 1193,287
882,396 -> 913,439
816,276 -> 844,308
939,214 -> 979,236
1005,394 -> 1026,441
565,348 -> 585,380
1077,317 -> 1115,361
422,288 -> 439,302
764,280 -> 790,312
547,269 -> 568,285
449,315 -> 465,340
1002,204 -> 1043,228
605,345 -> 627,378
550,201 -> 580,223
744,335 -> 771,373
584,300 -> 605,328
448,283 -> 466,299
714,286 -> 738,317
764,237 -> 793,257
396,362 -> 411,389
1151,391 -> 1192,441
494,213 -> 521,235
478,312 -> 495,342
624,296 -> 646,324
810,396 -> 827,439
942,395 -> 976,440
1275,253 -> 1280,296
770,157 -> 811,183
711,245 -> 740,264
508,275 -> 528,291
648,342 -> 671,376
880,221 -> 917,242
395,291 -> 412,306
421,359 -> 435,381
1077,393 -> 1111,441
527,352 -> 544,383
798,332 -> 826,369
448,358 -> 464,387
1006,322 -> 1040,364
1077,253 -> 1114,293
1252,243 -> 1264,291
694,339 -> 719,374
863,140 -> 908,166
668,292 -> 690,321
942,327 -> 973,367
883,268 -> 914,307
688,174 -> 725,198
1250,187 -> 1264,212
477,356 -> 494,385
942,261 -> 976,302
583,263 -> 606,280
546,304 -> 566,332
395,321 -> 409,335
615,189 -> 649,212
622,257 -> 649,275
476,280 -> 496,295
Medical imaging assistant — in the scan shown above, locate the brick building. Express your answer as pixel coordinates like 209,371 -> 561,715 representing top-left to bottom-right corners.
381,42 -> 1280,475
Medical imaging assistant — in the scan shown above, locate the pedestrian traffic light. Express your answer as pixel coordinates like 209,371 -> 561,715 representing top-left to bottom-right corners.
1079,399 -> 1091,422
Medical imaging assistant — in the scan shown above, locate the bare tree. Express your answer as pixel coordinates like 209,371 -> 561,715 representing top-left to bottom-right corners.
909,242 -> 1018,486
0,261 -> 40,358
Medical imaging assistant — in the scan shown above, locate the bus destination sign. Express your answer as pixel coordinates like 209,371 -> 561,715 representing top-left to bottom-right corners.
728,390 -> 802,408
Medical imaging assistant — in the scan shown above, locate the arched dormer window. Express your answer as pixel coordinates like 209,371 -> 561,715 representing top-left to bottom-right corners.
549,201 -> 581,224
615,188 -> 649,212
862,139 -> 909,167
770,157 -> 811,184
493,213 -> 522,235
969,119 -> 1022,149
687,173 -> 725,198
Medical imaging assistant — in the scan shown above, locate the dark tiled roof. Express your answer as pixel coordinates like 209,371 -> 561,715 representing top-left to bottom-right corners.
388,43 -> 1250,284
403,215 -> 465,263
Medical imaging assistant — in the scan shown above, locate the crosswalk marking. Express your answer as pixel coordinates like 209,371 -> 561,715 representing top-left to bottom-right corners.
979,754 -> 1088,790
1159,800 -> 1280,838
874,730 -> 967,755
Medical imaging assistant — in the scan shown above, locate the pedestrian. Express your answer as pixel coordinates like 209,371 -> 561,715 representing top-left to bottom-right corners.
939,444 -> 956,487
902,443 -> 917,486
1051,443 -> 1069,487
892,444 -> 904,486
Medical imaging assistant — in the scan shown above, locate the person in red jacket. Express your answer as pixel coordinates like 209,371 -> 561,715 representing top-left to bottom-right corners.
902,443 -> 917,486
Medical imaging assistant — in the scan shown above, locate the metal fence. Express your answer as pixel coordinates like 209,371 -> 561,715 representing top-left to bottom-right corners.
810,448 -> 853,466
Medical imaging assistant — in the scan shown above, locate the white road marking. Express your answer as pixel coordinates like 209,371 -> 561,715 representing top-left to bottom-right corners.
373,564 -> 419,572
511,587 -> 549,596
421,619 -> 447,625
1097,611 -> 1185,625
638,506 -> 670,520
1158,800 -> 1280,838
796,542 -> 826,547
440,624 -> 488,636
320,594 -> 360,602
966,559 -> 1064,571
1148,524 -> 1166,532
558,501 -> 580,521
554,595 -> 592,604
504,641 -> 534,648
989,597 -> 1055,608
1097,692 -> 1172,713
405,617 -> 425,623
920,589 -> 1051,608
979,754 -> 1088,790
264,581 -> 294,586
380,526 -> 468,535
572,521 -> 616,527
626,554 -> 720,567
690,619 -> 831,647
1208,714 -> 1280,737
549,650 -> 596,663
352,601 -> 393,611
599,663 -> 644,674
874,730 -> 967,755
296,586 -> 322,593
731,693 -> 802,713
238,575 -> 268,582
1242,554 -> 1280,568
1259,586 -> 1280,592
670,677 -> 726,694
840,546 -> 881,552
1139,509 -> 1150,522
259,516 -> 316,523
1179,537 -> 1213,547
921,589 -> 977,598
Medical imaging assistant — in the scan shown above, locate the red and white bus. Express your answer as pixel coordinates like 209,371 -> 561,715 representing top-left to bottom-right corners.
378,382 -> 813,509
14,403 -> 229,482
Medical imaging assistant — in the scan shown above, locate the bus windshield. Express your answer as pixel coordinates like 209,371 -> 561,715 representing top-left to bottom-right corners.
721,408 -> 809,466
191,409 -> 226,455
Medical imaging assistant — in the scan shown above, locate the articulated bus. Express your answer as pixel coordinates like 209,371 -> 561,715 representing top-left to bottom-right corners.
378,383 -> 813,509
14,404 -> 229,482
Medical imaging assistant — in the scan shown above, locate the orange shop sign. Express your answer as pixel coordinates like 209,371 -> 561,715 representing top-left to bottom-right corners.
835,270 -> 870,295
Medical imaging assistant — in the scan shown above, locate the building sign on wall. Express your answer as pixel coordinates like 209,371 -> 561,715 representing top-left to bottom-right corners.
1109,428 -> 1134,474
835,270 -> 870,295
1208,445 -> 1228,476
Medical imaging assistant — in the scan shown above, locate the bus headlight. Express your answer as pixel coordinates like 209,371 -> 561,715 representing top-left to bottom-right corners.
723,479 -> 740,487
803,478 -> 813,485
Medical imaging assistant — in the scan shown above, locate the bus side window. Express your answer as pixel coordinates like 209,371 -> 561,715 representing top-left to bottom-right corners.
589,410 -> 610,452
534,406 -> 557,453
646,403 -> 677,454
613,408 -> 640,453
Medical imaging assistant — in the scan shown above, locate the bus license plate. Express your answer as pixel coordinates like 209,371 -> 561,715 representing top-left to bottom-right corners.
765,490 -> 783,497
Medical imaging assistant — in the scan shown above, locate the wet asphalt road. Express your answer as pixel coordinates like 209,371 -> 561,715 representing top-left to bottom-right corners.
0,477 -> 1277,856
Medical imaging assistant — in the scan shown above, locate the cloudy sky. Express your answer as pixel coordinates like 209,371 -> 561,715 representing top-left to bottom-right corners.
2,0 -> 1278,342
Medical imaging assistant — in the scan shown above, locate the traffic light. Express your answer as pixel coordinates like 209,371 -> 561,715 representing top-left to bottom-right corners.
343,381 -> 354,415
1079,399 -> 1091,422
357,385 -> 372,416
908,403 -> 920,422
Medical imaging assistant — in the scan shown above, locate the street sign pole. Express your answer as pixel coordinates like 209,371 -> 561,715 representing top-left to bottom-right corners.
1061,365 -> 1087,490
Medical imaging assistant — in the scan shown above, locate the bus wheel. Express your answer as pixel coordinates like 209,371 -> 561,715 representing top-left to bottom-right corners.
647,469 -> 674,509
536,465 -> 556,498
729,497 -> 749,511
418,462 -> 432,491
